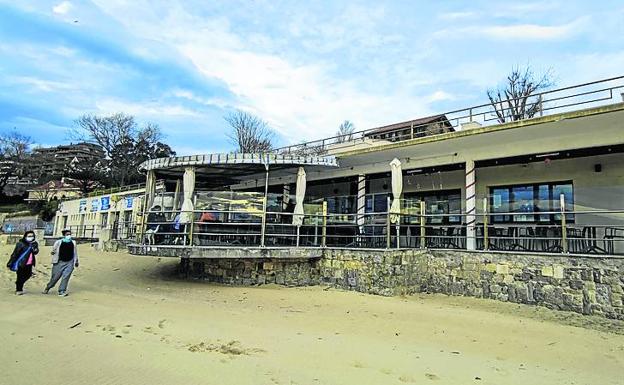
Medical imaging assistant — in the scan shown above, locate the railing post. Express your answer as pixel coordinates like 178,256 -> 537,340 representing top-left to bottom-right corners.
386,196 -> 391,249
260,166 -> 269,247
419,201 -> 426,249
296,225 -> 300,247
483,197 -> 489,251
560,193 -> 568,253
321,201 -> 327,247
188,210 -> 195,246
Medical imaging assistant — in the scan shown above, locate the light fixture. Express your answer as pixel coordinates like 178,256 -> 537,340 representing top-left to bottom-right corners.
535,152 -> 559,158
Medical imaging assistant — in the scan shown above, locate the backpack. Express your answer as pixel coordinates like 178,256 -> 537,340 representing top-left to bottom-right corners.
9,246 -> 32,272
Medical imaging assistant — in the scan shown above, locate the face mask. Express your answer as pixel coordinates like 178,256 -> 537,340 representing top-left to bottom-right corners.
25,236 -> 35,242
63,236 -> 72,242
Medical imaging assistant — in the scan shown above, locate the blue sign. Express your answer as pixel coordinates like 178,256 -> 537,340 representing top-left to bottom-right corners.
79,200 -> 87,213
91,198 -> 99,212
101,196 -> 110,211
125,196 -> 134,209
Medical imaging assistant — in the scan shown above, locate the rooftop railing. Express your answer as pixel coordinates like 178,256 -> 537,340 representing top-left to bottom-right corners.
86,180 -> 165,198
274,75 -> 624,156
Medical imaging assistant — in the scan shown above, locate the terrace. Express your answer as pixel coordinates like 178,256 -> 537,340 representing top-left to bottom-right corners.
128,76 -> 624,259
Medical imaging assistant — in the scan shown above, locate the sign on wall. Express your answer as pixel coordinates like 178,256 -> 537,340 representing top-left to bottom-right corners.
101,196 -> 111,211
125,196 -> 134,209
91,198 -> 100,212
79,200 -> 87,213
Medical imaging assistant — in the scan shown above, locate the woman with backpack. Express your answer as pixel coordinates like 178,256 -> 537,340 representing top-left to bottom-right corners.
6,230 -> 39,295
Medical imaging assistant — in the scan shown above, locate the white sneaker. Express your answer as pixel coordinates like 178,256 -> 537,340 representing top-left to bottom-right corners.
58,292 -> 68,297
42,288 -> 49,294
15,291 -> 24,295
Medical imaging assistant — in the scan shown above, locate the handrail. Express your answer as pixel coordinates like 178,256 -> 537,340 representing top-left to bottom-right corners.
86,180 -> 165,197
134,206 -> 624,255
273,75 -> 624,155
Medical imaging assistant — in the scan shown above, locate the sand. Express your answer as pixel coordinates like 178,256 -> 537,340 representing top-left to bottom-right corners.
1,243 -> 623,385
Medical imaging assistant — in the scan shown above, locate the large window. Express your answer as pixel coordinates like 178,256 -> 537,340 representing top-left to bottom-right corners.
490,181 -> 574,223
404,189 -> 462,224
365,193 -> 390,213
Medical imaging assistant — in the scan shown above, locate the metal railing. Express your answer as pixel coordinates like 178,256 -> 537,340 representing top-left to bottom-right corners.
274,75 -> 624,156
63,224 -> 101,239
136,206 -> 624,256
86,180 -> 165,197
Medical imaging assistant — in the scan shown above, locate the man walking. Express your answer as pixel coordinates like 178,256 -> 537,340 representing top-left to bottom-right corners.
43,229 -> 79,296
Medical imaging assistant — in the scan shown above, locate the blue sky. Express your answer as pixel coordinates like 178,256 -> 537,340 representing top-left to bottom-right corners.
0,1 -> 623,154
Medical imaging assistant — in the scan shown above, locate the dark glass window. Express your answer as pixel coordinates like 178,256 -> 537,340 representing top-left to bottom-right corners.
404,189 -> 462,224
489,181 -> 574,223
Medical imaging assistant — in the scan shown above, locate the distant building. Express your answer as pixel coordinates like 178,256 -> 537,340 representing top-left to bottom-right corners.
364,114 -> 454,142
25,178 -> 82,202
30,142 -> 105,178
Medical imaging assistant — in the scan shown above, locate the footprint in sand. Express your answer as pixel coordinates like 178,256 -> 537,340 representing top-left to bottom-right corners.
352,361 -> 365,369
380,368 -> 393,375
187,340 -> 265,357
398,375 -> 416,383
158,319 -> 167,329
425,373 -> 440,381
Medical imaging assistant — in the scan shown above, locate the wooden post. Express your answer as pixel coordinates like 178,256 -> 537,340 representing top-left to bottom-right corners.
321,201 -> 327,247
386,196 -> 391,249
188,195 -> 196,246
419,200 -> 426,249
296,225 -> 300,247
560,193 -> 567,253
260,166 -> 269,247
483,197 -> 489,251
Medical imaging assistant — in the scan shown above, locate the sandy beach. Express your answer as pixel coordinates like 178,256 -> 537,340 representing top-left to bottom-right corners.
1,243 -> 623,385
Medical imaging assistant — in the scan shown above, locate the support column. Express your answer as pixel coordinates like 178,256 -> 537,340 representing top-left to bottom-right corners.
356,174 -> 366,227
465,160 -> 476,250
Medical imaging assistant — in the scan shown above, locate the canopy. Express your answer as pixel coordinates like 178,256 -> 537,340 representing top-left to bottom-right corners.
180,166 -> 196,223
389,158 -> 403,224
139,153 -> 338,189
292,167 -> 306,226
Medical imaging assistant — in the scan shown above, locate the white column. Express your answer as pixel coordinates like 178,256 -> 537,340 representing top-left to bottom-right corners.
465,159 -> 476,250
356,174 -> 366,227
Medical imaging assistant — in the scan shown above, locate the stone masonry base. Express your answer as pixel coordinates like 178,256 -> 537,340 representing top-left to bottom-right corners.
184,249 -> 624,320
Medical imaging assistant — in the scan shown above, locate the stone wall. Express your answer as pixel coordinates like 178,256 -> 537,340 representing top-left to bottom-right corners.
425,251 -> 624,320
186,249 -> 624,320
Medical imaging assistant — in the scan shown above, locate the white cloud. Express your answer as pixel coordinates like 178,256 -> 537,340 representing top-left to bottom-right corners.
95,99 -> 201,118
91,1 -> 433,143
427,90 -> 455,103
438,11 -> 477,21
52,1 -> 72,15
481,23 -> 573,40
433,18 -> 585,41
10,76 -> 75,92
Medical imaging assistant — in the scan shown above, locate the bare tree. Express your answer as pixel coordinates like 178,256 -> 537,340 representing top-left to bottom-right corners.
0,131 -> 34,192
225,110 -> 274,153
71,113 -> 174,187
335,120 -> 355,143
72,113 -> 137,158
487,67 -> 554,123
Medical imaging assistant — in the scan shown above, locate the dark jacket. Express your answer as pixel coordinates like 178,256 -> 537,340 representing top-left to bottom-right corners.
6,240 -> 39,269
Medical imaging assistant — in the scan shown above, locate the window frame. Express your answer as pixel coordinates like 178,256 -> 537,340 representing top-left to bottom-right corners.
489,181 -> 574,224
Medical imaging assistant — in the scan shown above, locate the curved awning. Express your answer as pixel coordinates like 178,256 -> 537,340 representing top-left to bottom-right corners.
139,153 -> 339,188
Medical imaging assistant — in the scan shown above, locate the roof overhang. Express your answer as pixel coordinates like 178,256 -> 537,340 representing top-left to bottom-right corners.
140,153 -> 339,188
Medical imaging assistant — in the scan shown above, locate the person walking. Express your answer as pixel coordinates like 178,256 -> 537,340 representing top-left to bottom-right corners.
43,229 -> 79,297
6,231 -> 39,295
